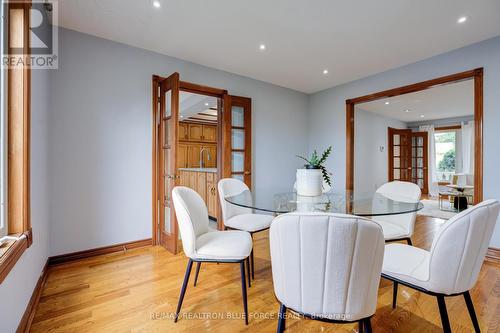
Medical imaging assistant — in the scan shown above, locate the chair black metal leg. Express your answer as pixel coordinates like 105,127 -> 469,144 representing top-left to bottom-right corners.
174,259 -> 193,323
277,303 -> 286,333
392,281 -> 398,309
406,238 -> 413,246
358,320 -> 364,333
250,250 -> 255,279
246,257 -> 251,287
437,295 -> 452,333
240,261 -> 249,325
364,317 -> 372,333
463,291 -> 481,332
193,262 -> 201,287
251,233 -> 255,279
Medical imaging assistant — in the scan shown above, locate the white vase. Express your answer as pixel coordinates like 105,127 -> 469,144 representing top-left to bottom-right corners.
296,169 -> 322,196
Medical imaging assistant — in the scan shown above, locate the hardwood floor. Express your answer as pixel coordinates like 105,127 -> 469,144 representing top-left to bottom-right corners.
32,216 -> 500,332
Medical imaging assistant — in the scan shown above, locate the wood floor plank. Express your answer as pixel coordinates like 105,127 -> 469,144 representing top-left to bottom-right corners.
31,216 -> 500,332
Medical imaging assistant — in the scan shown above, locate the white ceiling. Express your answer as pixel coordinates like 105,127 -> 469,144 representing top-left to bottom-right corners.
56,0 -> 500,93
180,91 -> 217,119
356,79 -> 474,122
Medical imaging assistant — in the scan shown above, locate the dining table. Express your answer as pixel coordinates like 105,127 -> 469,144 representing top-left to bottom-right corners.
225,189 -> 423,217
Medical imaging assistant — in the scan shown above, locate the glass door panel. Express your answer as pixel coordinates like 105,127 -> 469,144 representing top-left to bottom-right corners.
158,73 -> 180,253
411,132 -> 428,194
223,95 -> 252,188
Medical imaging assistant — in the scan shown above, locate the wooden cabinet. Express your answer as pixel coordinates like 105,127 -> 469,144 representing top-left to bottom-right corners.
188,123 -> 203,141
179,121 -> 217,167
202,125 -> 217,142
177,143 -> 188,168
206,173 -> 218,217
179,123 -> 189,140
179,170 -> 189,186
196,172 -> 206,201
178,170 -> 218,218
187,144 -> 201,168
203,144 -> 217,168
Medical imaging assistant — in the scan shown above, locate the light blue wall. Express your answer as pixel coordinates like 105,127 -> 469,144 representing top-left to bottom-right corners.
354,109 -> 407,194
48,28 -> 309,256
308,36 -> 500,247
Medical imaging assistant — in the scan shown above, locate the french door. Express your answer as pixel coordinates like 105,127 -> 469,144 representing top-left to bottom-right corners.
157,73 -> 180,253
222,95 -> 252,188
388,128 -> 428,194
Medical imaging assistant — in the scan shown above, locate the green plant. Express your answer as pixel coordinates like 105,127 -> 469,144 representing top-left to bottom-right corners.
297,146 -> 333,186
438,149 -> 456,171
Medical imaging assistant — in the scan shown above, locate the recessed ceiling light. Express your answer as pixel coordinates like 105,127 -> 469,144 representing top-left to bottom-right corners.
204,102 -> 209,106
385,101 -> 390,105
323,69 -> 329,75
420,114 -> 425,118
152,0 -> 161,8
457,16 -> 468,24
259,44 -> 266,51
404,109 -> 410,113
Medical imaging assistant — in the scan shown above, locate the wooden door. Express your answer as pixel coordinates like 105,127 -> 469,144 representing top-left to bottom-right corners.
223,95 -> 252,187
187,144 -> 201,168
411,132 -> 429,194
188,123 -> 203,141
202,125 -> 217,142
158,73 -> 180,253
179,122 -> 188,140
388,128 -> 412,182
177,143 -> 188,168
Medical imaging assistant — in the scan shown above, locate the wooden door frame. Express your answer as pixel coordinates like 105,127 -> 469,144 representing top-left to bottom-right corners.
152,75 -> 228,249
346,68 -> 483,203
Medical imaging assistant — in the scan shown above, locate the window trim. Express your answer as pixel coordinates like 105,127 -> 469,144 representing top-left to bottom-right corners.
0,0 -> 32,285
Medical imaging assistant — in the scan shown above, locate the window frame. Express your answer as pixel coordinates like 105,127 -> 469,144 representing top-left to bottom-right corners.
434,128 -> 458,183
0,0 -> 32,285
0,0 -> 7,239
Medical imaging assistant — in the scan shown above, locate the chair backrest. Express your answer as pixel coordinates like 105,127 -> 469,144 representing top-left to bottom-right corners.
172,186 -> 210,258
375,181 -> 421,235
270,212 -> 385,321
218,178 -> 252,221
428,199 -> 499,294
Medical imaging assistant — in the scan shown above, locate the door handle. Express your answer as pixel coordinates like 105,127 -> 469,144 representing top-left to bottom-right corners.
244,171 -> 251,175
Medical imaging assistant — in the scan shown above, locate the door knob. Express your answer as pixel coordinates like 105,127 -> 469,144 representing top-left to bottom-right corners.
244,171 -> 251,175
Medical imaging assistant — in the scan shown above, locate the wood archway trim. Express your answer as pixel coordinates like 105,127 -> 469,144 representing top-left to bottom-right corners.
345,68 -> 483,204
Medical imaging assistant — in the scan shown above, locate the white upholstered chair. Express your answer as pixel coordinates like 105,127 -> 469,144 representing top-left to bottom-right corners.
373,181 -> 421,245
382,199 -> 500,332
218,178 -> 273,279
172,186 -> 253,325
270,212 -> 385,332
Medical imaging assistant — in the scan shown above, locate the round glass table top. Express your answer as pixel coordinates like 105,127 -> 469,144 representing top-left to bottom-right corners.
225,190 -> 423,216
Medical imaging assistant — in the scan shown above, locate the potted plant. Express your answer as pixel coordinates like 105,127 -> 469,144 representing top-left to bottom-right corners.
296,146 -> 332,196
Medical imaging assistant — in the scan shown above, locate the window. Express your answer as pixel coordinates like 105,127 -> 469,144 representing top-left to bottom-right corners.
0,0 -> 32,284
434,130 -> 457,182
